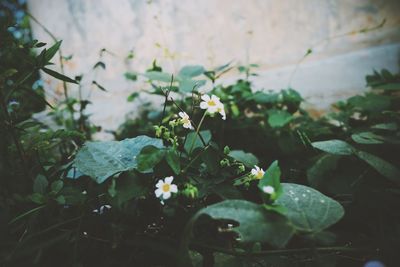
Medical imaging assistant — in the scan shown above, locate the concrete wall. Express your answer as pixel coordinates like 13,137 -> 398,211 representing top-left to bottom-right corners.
27,0 -> 400,138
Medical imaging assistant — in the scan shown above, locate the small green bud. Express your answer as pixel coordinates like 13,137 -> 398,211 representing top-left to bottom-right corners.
220,158 -> 230,167
182,183 -> 198,199
223,146 -> 230,155
237,163 -> 245,173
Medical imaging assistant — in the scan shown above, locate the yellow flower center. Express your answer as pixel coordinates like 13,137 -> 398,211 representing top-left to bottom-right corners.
256,171 -> 264,179
182,118 -> 189,124
207,100 -> 216,106
162,184 -> 170,192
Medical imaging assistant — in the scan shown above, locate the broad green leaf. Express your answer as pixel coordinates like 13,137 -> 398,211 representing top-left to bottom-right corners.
252,92 -> 279,104
178,65 -> 205,78
144,71 -> 173,82
267,110 -> 293,128
73,135 -> 163,183
166,149 -> 181,174
179,78 -> 206,92
42,68 -> 78,84
179,200 -> 294,267
184,130 -> 211,153
347,94 -> 391,113
275,183 -> 345,232
33,175 -> 48,194
228,150 -> 259,168
307,154 -> 340,188
137,145 -> 166,172
356,151 -> 400,184
199,200 -> 294,246
312,140 -> 354,155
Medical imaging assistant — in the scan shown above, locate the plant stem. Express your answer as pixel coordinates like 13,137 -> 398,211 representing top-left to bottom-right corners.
188,112 -> 207,155
192,243 -> 375,257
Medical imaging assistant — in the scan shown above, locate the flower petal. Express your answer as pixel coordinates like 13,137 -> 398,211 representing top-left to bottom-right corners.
163,191 -> 171,199
170,184 -> 178,193
200,102 -> 208,109
201,94 -> 210,102
164,176 -> 174,184
155,180 -> 164,188
155,188 -> 163,197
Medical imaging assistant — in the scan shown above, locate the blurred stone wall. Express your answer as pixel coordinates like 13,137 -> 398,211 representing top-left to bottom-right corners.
27,0 -> 400,138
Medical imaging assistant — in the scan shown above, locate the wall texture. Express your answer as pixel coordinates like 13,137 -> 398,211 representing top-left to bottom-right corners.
27,0 -> 400,138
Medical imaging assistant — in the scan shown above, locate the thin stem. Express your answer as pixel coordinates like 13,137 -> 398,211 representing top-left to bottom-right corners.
288,19 -> 386,87
182,145 -> 210,174
192,242 -> 375,257
188,112 -> 207,155
0,89 -> 30,179
8,205 -> 46,225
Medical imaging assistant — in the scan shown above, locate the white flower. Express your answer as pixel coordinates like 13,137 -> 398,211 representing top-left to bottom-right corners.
178,111 -> 194,129
155,176 -> 178,200
251,165 -> 265,179
200,94 -> 222,114
262,185 -> 275,195
216,103 -> 226,120
93,204 -> 111,214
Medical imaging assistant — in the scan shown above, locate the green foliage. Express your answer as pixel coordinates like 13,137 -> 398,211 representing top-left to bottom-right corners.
2,25 -> 400,266
197,200 -> 294,246
276,183 -> 345,232
72,135 -> 163,183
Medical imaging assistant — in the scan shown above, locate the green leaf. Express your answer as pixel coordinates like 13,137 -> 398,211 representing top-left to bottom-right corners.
33,175 -> 48,194
371,123 -> 398,131
44,40 -> 62,62
112,173 -> 148,206
51,180 -> 63,194
137,145 -> 166,172
42,68 -> 78,84
275,183 -> 345,232
166,149 -> 181,174
228,150 -> 259,168
29,193 -> 46,204
351,132 -> 384,144
198,200 -> 294,246
178,65 -> 205,78
355,151 -> 400,184
93,61 -> 106,70
144,71 -> 173,82
178,78 -> 206,92
373,83 -> 400,90
124,72 -> 137,81
127,92 -> 139,102
73,135 -> 164,183
252,92 -> 279,104
258,160 -> 282,200
267,110 -> 293,128
312,140 -> 354,155
307,154 -> 340,188
184,130 -> 211,153
352,132 -> 400,144
55,195 -> 66,205
92,81 -> 107,91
